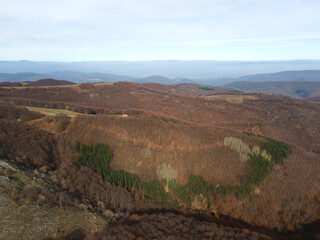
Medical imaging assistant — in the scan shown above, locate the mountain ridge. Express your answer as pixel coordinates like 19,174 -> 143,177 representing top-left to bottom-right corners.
225,80 -> 320,99
1,60 -> 320,78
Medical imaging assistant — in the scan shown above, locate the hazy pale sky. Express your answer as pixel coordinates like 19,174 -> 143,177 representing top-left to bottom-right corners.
1,0 -> 320,61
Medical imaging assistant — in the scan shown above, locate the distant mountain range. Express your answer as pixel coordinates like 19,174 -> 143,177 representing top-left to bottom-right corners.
0,72 -> 195,84
1,69 -> 319,85
236,70 -> 320,82
133,75 -> 196,84
1,60 -> 320,79
0,71 -> 134,83
225,81 -> 320,99
0,72 -> 50,82
201,70 -> 320,85
0,78 -> 76,87
223,70 -> 320,99
1,69 -> 320,99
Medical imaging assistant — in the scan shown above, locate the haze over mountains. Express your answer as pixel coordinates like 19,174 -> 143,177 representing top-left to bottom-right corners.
0,72 -> 134,83
224,70 -> 320,99
226,81 -> 320,99
1,61 -> 320,100
1,60 -> 320,79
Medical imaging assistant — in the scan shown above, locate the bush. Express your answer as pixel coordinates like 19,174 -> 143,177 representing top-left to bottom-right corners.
228,90 -> 243,93
261,138 -> 291,164
75,143 -> 141,190
75,143 -> 168,202
240,154 -> 274,186
140,179 -> 169,203
167,179 -> 188,202
198,86 -> 215,91
243,131 -> 255,136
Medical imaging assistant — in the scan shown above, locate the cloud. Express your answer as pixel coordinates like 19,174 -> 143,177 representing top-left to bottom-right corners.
0,0 -> 319,60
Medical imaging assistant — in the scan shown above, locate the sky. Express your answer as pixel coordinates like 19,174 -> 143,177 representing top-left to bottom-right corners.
0,0 -> 320,61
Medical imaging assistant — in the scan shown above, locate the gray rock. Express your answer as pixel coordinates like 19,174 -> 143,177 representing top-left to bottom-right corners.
0,160 -> 18,171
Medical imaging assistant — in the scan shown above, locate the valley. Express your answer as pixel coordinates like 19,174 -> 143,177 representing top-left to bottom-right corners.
0,79 -> 320,239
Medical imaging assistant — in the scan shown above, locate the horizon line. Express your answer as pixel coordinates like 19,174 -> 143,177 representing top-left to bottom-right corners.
1,59 -> 320,63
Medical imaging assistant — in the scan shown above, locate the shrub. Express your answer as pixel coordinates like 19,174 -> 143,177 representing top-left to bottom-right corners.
75,143 -> 142,190
75,143 -> 168,202
167,179 -> 188,202
228,90 -> 243,93
261,138 -> 291,164
294,89 -> 304,94
240,154 -> 274,186
243,131 -> 255,136
140,179 -> 169,203
198,86 -> 215,91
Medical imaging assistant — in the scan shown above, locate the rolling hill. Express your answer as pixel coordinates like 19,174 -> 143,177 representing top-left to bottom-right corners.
0,77 -> 320,239
237,70 -> 320,82
25,78 -> 75,87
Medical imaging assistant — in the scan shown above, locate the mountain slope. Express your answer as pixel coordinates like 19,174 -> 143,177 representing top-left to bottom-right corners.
237,70 -> 320,82
0,72 -> 50,82
0,82 -> 319,233
0,71 -> 134,83
225,81 -> 320,99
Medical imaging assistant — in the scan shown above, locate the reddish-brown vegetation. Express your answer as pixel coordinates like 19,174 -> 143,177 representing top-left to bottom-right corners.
2,81 -> 320,153
25,78 -> 75,87
0,119 -> 58,169
0,82 -> 23,87
0,81 -> 319,234
308,96 -> 320,102
142,82 -> 228,96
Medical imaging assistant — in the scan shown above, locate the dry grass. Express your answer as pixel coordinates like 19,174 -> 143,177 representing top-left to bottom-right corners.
93,82 -> 114,86
1,84 -> 78,89
252,145 -> 272,161
26,106 -> 81,118
1,82 -> 112,90
224,137 -> 250,162
1,82 -> 113,90
201,95 -> 258,104
156,163 -> 177,181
